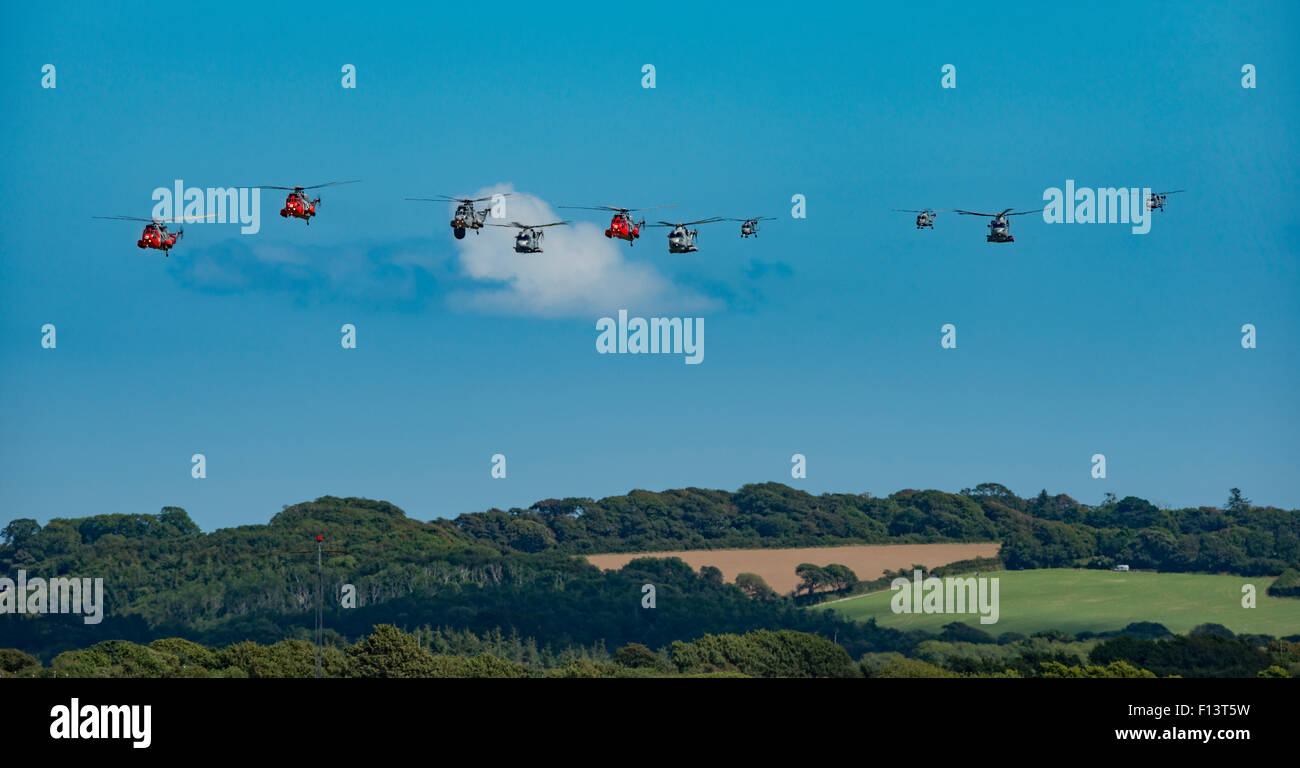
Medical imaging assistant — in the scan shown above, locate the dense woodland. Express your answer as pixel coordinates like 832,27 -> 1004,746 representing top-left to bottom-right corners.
3,622 -> 1297,678
2,483 -> 1298,676
449,483 -> 1300,577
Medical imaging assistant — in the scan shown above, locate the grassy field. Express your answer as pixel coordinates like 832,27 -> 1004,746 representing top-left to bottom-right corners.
814,568 -> 1300,637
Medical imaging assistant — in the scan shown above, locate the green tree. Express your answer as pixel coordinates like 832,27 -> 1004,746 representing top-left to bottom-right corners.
866,656 -> 956,678
1,518 -> 39,549
428,653 -> 531,678
735,572 -> 777,600
347,624 -> 436,678
614,643 -> 663,669
795,563 -> 826,596
822,564 -> 858,592
0,649 -> 40,677
699,565 -> 724,587
1040,660 -> 1156,678
1226,488 -> 1251,514
505,518 -> 556,553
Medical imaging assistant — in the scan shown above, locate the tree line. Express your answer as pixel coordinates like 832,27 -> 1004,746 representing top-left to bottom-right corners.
2,483 -> 1296,672
6,621 -> 1296,678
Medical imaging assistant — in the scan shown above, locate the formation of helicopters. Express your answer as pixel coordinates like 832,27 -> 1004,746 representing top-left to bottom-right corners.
95,180 -> 1184,256
95,182 -> 776,256
96,180 -> 361,255
895,190 -> 1184,243
893,206 -> 1043,243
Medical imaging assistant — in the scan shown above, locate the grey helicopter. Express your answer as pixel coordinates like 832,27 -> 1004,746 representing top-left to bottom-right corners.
893,208 -> 952,229
406,193 -> 510,239
487,220 -> 569,253
729,216 -> 776,238
1146,189 -> 1184,212
956,207 -> 1043,243
650,217 -> 724,253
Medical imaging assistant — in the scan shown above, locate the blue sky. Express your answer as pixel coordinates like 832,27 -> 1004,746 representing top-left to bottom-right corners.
2,1 -> 1297,530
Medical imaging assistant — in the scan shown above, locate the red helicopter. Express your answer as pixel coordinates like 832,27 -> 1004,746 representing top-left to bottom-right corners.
259,180 -> 360,224
557,204 -> 675,245
93,214 -> 216,256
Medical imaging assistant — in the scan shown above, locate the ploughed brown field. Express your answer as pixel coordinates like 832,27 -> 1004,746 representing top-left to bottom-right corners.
583,542 -> 1001,594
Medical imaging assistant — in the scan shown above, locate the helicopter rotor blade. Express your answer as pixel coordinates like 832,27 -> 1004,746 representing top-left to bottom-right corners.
1152,189 -> 1185,196
93,214 -> 218,223
408,194 -> 497,204
295,180 -> 361,191
561,204 -> 677,213
159,213 -> 220,223
487,219 -> 568,229
956,208 -> 1029,217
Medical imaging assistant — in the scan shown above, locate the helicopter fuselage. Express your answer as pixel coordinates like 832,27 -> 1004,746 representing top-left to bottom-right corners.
667,226 -> 699,253
281,191 -> 319,222
451,204 -> 491,238
138,223 -> 181,254
606,213 -> 641,242
513,229 -> 544,253
985,217 -> 1014,242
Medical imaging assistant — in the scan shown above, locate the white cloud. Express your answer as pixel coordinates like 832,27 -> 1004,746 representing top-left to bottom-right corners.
446,183 -> 718,318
